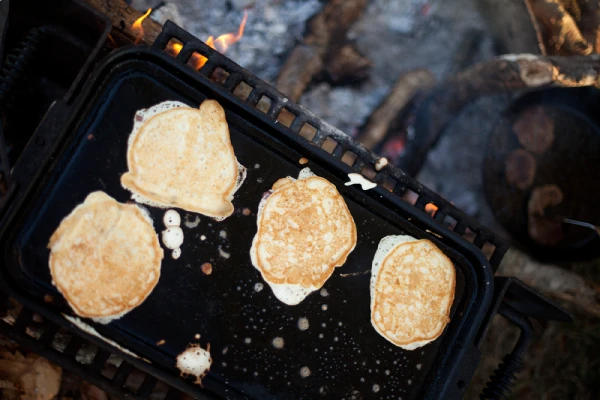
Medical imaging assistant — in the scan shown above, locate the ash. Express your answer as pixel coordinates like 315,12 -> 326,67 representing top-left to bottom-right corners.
134,0 -> 322,82
417,96 -> 510,232
134,0 -> 499,220
300,0 -> 496,135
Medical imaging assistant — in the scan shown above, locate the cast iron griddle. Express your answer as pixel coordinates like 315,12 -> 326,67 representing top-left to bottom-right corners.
2,49 -> 489,399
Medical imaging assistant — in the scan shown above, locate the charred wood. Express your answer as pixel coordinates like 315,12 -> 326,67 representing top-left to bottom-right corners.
276,0 -> 368,102
356,69 -> 435,150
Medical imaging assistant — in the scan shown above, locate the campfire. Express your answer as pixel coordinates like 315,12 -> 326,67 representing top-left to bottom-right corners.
0,1 -> 598,400
137,8 -> 249,70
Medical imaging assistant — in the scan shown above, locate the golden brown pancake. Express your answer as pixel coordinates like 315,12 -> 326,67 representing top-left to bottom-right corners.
121,100 -> 245,219
371,235 -> 455,350
251,173 -> 357,305
48,192 -> 163,323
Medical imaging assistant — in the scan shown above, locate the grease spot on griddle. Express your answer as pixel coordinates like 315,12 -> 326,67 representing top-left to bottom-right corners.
219,246 -> 230,259
184,214 -> 200,228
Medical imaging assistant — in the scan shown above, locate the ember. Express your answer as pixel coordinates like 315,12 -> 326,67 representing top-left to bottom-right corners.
424,202 -> 438,217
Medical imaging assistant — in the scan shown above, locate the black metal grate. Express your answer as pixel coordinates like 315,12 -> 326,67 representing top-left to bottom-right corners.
153,21 -> 509,272
0,297 -> 184,399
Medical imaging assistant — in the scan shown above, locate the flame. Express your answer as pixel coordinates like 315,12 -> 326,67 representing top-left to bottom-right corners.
132,8 -> 152,44
107,34 -> 117,47
166,11 -> 248,70
212,11 -> 248,53
425,203 -> 438,216
171,42 -> 183,54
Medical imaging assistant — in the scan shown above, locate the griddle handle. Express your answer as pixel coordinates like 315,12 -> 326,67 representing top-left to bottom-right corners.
480,303 -> 532,400
0,122 -> 14,205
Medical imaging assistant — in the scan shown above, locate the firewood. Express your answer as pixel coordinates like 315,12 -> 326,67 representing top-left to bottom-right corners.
356,69 -> 435,150
398,54 -> 600,176
82,0 -> 163,45
500,248 -> 600,318
578,0 -> 600,53
528,0 -> 593,55
478,0 -> 545,54
276,0 -> 368,102
324,43 -> 373,84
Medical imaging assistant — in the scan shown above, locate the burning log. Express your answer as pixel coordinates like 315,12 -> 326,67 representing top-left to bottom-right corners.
398,53 -> 600,176
276,0 -> 369,102
356,69 -> 435,150
83,0 -> 247,73
82,0 -> 162,45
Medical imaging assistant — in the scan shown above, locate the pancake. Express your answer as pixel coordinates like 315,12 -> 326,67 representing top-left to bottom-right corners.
48,192 -> 163,323
251,170 -> 357,305
121,100 -> 246,219
370,235 -> 455,350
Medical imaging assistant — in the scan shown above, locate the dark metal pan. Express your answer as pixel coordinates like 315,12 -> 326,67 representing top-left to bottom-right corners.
484,87 -> 600,262
0,45 -> 496,399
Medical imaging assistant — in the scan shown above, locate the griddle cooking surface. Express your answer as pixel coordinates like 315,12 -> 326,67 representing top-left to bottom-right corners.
7,55 -> 479,399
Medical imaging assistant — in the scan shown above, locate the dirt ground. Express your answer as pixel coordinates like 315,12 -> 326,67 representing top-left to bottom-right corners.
468,300 -> 600,399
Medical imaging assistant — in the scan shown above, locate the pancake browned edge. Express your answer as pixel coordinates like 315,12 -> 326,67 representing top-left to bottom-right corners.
121,99 -> 246,219
48,191 -> 163,324
250,173 -> 357,305
370,235 -> 455,350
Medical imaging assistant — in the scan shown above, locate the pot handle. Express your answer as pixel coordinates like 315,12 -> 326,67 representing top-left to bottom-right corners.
477,277 -> 572,399
480,303 -> 532,399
